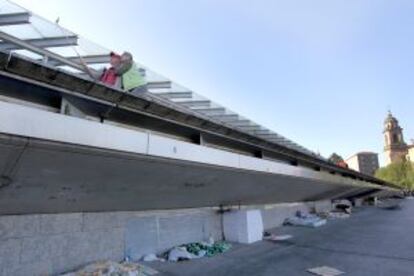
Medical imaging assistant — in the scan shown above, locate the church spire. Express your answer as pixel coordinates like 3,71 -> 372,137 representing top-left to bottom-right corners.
383,111 -> 408,165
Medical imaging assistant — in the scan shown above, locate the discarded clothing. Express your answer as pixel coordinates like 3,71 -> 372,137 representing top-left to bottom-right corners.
264,234 -> 293,241
335,204 -> 352,214
167,241 -> 232,262
284,212 -> 326,228
328,212 -> 350,219
307,265 -> 344,276
378,198 -> 403,210
185,241 -> 231,257
167,246 -> 201,262
333,200 -> 352,214
142,253 -> 165,262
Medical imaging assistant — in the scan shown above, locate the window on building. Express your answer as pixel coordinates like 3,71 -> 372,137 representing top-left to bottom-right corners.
393,134 -> 398,143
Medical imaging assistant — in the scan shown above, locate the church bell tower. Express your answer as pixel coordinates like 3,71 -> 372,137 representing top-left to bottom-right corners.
383,111 -> 408,165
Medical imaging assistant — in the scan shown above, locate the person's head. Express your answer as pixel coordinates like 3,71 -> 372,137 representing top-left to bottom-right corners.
121,51 -> 133,62
109,51 -> 121,67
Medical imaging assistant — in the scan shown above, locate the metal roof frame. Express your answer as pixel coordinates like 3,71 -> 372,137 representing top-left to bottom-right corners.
0,35 -> 79,51
0,12 -> 30,26
0,30 -> 85,71
0,0 -> 320,158
157,91 -> 193,99
44,54 -> 110,66
177,100 -> 211,108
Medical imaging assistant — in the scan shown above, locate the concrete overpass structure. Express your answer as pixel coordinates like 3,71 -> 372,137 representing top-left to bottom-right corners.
0,51 -> 397,215
0,1 -> 400,274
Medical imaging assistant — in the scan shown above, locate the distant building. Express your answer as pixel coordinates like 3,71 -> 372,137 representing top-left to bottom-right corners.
407,146 -> 414,163
336,160 -> 349,168
383,111 -> 411,165
346,152 -> 379,176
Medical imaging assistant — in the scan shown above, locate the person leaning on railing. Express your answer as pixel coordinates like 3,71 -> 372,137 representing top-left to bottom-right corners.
81,51 -> 122,89
115,51 -> 148,94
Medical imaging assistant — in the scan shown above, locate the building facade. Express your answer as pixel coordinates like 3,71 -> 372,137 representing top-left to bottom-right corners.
407,146 -> 414,163
346,152 -> 379,176
383,112 -> 409,166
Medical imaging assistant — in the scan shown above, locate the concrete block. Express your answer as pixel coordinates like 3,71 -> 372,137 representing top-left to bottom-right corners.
0,215 -> 39,240
125,217 -> 158,260
223,209 -> 263,244
39,213 -> 82,235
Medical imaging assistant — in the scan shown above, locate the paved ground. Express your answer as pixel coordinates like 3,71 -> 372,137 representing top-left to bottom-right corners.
149,199 -> 414,276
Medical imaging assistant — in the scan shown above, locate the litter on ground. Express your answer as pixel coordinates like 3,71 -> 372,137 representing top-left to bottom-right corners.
167,246 -> 202,262
184,241 -> 231,257
264,234 -> 293,241
377,197 -> 403,210
284,211 -> 327,228
333,200 -> 352,214
164,241 -> 232,262
61,260 -> 158,276
142,253 -> 165,262
328,212 -> 350,219
307,265 -> 345,276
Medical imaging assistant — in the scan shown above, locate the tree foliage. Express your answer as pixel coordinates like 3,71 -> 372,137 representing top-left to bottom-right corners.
375,161 -> 414,190
328,153 -> 344,164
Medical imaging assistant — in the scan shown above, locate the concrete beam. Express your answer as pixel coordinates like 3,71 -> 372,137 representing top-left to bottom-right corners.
0,51 -> 398,190
0,12 -> 30,26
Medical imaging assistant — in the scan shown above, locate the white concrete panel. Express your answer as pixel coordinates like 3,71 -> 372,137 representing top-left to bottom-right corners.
239,155 -> 274,173
223,209 -> 263,244
239,155 -> 321,180
148,134 -> 240,168
0,101 -> 148,154
0,102 -> 383,190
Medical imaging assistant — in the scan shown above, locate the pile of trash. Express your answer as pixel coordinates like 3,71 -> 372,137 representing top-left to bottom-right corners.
332,200 -> 352,214
263,231 -> 293,242
166,241 -> 231,262
377,196 -> 404,210
142,241 -> 232,263
185,241 -> 232,257
61,260 -> 158,276
284,211 -> 327,228
316,200 -> 353,219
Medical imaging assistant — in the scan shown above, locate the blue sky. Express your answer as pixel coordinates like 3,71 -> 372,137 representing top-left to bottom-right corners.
14,0 -> 413,164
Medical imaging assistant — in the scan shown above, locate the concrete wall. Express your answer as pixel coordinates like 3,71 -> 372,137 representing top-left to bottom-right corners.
0,201 -> 331,276
0,208 -> 222,276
